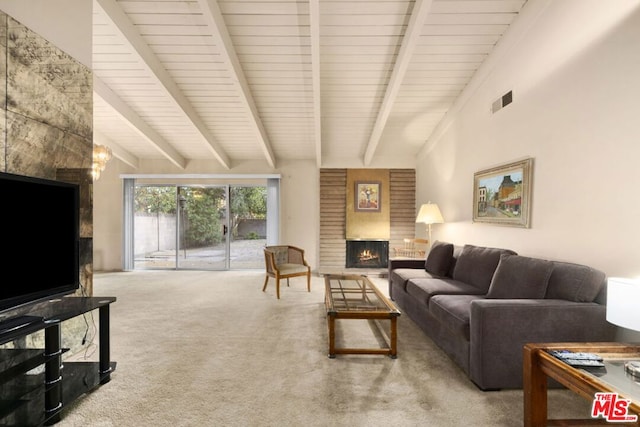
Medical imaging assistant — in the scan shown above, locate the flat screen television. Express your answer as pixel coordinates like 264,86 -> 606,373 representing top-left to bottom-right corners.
0,171 -> 80,314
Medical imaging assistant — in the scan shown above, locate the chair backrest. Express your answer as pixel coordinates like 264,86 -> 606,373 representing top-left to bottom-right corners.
264,245 -> 307,272
397,238 -> 428,258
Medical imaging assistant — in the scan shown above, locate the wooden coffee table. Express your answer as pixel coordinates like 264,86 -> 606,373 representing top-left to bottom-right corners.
523,342 -> 640,426
324,274 -> 400,358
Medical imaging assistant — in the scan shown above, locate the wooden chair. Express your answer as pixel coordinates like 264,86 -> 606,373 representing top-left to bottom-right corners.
262,245 -> 311,299
392,238 -> 429,258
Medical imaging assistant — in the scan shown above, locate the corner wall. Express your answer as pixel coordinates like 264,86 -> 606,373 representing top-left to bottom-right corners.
416,1 -> 640,337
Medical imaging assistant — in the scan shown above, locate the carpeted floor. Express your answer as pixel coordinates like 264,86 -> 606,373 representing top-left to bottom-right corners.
58,270 -> 592,426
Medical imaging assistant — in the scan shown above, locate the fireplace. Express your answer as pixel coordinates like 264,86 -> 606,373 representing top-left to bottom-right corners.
346,240 -> 389,269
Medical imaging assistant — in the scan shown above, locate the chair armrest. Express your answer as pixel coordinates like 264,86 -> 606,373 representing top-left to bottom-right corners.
264,250 -> 279,274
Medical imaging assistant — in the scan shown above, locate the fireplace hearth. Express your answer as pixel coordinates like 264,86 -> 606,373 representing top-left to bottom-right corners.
346,240 -> 389,269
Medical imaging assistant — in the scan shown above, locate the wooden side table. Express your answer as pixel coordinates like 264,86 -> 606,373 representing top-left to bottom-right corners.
523,342 -> 640,426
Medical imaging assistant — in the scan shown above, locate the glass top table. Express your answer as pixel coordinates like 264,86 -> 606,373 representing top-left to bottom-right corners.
324,274 -> 400,358
524,342 -> 640,426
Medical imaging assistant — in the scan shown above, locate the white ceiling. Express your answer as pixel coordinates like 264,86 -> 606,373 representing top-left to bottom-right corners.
91,0 -> 528,170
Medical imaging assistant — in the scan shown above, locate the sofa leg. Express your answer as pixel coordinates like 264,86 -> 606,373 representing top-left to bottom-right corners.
262,276 -> 269,292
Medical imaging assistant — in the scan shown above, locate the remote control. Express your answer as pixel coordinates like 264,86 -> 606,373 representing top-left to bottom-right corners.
562,358 -> 605,367
548,350 -> 603,361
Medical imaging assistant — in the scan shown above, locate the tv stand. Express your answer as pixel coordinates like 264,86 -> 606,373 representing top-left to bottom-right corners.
0,315 -> 44,334
0,296 -> 116,426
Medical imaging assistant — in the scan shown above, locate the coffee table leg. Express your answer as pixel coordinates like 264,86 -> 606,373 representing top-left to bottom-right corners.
390,316 -> 398,359
328,315 -> 336,358
523,344 -> 547,427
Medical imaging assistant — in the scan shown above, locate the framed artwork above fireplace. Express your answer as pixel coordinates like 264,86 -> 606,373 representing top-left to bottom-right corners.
355,181 -> 381,212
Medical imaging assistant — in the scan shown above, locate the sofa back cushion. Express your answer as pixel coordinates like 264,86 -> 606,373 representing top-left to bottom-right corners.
424,241 -> 454,277
448,245 -> 464,277
486,254 -> 553,299
452,244 -> 517,292
545,261 -> 606,302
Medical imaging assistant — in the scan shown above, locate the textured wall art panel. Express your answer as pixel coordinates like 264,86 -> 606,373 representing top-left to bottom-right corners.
6,17 -> 92,141
0,10 -> 94,294
0,13 -> 6,169
6,111 -> 91,178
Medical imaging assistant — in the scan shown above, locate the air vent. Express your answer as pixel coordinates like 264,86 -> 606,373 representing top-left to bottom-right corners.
492,90 -> 513,114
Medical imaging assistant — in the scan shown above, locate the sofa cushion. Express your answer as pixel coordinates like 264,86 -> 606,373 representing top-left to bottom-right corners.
424,241 -> 454,277
452,244 -> 517,292
486,254 -> 553,299
545,261 -> 606,302
390,269 -> 439,293
429,294 -> 483,340
406,278 -> 485,306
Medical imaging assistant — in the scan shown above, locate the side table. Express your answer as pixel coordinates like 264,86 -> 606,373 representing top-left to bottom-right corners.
523,342 -> 640,427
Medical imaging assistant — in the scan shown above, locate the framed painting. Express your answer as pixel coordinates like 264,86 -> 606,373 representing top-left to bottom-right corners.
473,158 -> 533,227
355,181 -> 381,212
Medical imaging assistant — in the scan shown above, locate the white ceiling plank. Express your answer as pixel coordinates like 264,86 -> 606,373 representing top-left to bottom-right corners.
94,130 -> 139,169
309,0 -> 322,167
197,0 -> 277,168
90,0 -> 529,170
364,0 -> 434,165
95,0 -> 232,168
93,76 -> 187,169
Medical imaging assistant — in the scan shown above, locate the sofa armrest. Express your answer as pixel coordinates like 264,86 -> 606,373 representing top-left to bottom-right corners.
469,299 -> 616,390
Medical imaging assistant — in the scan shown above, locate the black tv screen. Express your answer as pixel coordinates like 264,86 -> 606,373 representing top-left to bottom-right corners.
0,172 -> 80,313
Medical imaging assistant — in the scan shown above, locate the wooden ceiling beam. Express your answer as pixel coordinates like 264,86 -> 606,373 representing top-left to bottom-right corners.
95,0 -> 231,169
93,77 -> 186,170
363,0 -> 434,166
197,0 -> 277,169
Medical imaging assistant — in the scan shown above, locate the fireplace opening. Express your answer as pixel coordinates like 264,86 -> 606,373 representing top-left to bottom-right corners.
346,240 -> 389,269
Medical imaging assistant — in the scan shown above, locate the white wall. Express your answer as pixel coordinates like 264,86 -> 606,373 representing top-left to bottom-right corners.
417,0 -> 640,283
0,0 -> 91,67
92,158 -> 320,272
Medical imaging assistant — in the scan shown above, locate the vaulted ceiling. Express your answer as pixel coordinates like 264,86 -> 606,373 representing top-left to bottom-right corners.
92,0 -> 527,170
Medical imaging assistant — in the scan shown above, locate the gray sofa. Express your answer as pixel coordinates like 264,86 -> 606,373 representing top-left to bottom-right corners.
388,241 -> 617,390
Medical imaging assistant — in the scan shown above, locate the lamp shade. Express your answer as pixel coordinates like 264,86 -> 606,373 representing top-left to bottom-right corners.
606,277 -> 640,331
416,203 -> 444,225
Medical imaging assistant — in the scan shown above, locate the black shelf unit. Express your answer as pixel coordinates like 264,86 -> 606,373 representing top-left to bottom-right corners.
0,297 -> 116,426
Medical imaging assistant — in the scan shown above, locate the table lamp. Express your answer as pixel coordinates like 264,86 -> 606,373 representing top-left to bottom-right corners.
606,278 -> 640,378
416,202 -> 444,250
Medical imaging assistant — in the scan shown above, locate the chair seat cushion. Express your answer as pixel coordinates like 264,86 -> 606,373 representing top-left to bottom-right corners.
277,263 -> 309,275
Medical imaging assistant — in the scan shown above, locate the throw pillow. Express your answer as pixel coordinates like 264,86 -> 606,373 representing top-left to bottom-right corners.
424,241 -> 454,277
452,244 -> 517,292
486,254 -> 554,299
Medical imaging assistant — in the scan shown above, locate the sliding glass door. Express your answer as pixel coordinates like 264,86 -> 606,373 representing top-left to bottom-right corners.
129,181 -> 269,271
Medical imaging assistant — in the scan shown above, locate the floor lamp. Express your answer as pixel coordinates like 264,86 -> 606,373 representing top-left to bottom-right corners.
416,202 -> 444,251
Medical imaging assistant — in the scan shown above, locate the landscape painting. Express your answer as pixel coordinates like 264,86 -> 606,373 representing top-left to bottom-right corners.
473,158 -> 533,227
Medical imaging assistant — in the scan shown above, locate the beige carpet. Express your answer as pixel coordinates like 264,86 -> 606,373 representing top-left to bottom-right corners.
58,270 -> 591,426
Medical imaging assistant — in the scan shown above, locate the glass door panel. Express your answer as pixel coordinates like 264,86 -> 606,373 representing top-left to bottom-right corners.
177,186 -> 228,270
229,186 -> 266,269
133,185 -> 178,270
